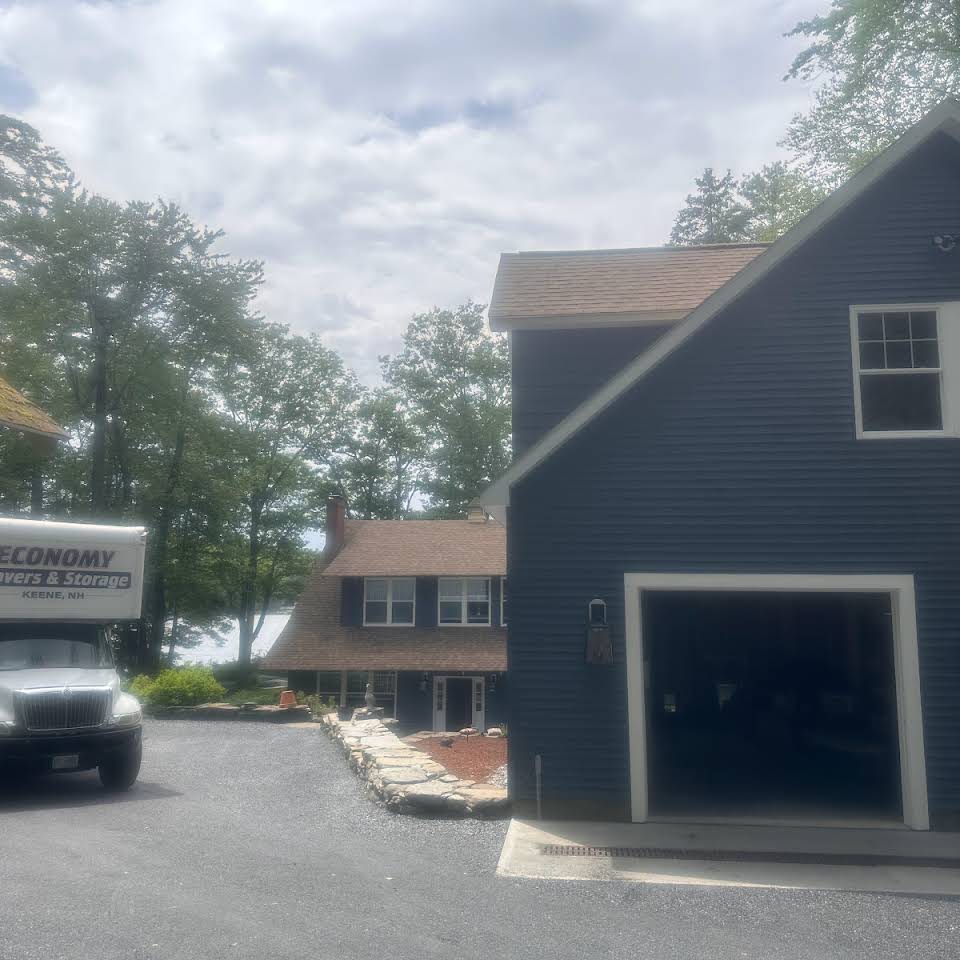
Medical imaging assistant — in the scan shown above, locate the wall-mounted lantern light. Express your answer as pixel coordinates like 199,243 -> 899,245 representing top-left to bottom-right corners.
585,598 -> 613,665
419,672 -> 429,693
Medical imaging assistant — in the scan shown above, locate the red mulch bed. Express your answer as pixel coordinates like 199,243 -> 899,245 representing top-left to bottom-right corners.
414,735 -> 506,782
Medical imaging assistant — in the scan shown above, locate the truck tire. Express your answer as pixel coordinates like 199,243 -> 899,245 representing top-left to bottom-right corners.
98,741 -> 142,791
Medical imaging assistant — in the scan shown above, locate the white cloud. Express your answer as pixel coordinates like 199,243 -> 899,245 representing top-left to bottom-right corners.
0,0 -> 819,380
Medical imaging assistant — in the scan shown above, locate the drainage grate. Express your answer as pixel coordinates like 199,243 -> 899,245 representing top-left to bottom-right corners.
540,844 -> 960,869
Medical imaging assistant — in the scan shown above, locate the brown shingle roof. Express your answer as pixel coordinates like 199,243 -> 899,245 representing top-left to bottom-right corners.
323,518 -> 506,577
488,243 -> 768,330
0,375 -> 67,439
260,569 -> 506,672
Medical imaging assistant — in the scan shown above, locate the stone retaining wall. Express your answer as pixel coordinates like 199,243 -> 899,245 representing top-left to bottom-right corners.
320,713 -> 509,818
145,703 -> 314,722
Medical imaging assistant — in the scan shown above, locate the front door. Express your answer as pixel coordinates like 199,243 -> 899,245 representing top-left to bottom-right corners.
432,676 -> 485,731
445,678 -> 473,730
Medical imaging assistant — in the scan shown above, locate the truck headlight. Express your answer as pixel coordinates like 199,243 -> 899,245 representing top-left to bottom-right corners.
107,693 -> 142,728
108,708 -> 142,729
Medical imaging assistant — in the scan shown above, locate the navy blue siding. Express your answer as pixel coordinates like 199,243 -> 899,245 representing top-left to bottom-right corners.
511,325 -> 670,456
397,671 -> 434,726
341,578 -> 363,626
484,672 -> 509,727
509,132 -> 960,823
417,578 -> 438,627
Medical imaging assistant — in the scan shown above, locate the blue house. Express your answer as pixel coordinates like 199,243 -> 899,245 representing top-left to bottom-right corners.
483,101 -> 960,831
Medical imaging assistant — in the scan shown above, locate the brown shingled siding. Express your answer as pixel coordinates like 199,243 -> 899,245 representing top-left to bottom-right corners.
261,571 -> 506,672
323,518 -> 506,577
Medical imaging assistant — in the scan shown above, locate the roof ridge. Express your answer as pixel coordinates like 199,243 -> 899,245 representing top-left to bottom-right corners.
507,243 -> 771,258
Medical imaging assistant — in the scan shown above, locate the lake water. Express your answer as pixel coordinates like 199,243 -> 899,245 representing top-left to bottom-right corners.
176,613 -> 291,665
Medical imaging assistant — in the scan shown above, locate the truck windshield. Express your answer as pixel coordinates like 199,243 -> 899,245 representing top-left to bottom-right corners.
0,625 -> 113,670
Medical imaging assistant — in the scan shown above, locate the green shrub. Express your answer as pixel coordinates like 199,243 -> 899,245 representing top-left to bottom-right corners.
133,667 -> 226,707
128,674 -> 155,702
297,692 -> 338,716
225,687 -> 284,706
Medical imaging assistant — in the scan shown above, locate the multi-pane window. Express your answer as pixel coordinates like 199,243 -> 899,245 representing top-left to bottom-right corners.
316,671 -> 342,704
855,309 -> 943,433
438,577 -> 491,625
363,577 -> 415,625
500,578 -> 508,626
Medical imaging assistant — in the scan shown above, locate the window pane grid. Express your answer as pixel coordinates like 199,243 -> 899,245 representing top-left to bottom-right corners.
364,577 -> 416,625
855,308 -> 943,434
436,577 -> 491,625
857,310 -> 940,371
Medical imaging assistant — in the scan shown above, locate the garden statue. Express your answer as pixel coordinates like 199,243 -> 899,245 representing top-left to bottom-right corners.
364,681 -> 376,711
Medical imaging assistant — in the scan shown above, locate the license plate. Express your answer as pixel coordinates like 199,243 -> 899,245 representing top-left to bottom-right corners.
51,754 -> 79,771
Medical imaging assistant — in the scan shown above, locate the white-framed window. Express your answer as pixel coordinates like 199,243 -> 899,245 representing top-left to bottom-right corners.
438,577 -> 491,626
851,305 -> 948,437
363,577 -> 415,626
500,577 -> 508,626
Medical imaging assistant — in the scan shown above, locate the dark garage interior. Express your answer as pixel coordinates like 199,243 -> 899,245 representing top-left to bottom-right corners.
643,590 -> 903,822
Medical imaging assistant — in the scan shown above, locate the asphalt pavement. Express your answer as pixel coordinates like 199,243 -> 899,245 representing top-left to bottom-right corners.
1,720 -> 957,960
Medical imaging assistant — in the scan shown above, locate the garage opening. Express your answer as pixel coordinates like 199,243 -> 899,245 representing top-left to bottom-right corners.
642,590 -> 903,822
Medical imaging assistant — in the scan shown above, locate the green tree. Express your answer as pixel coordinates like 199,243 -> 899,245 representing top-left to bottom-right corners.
784,0 -> 960,182
669,168 -> 751,245
332,388 -> 425,519
0,115 -> 74,227
739,162 -> 827,241
217,322 -> 359,664
1,193 -> 262,516
383,302 -> 510,517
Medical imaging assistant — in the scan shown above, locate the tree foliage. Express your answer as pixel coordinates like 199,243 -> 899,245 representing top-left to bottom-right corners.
0,116 -> 514,669
382,303 -> 510,518
670,163 -> 826,245
331,388 -> 424,520
784,0 -> 960,182
672,1 -> 959,243
669,169 -> 750,245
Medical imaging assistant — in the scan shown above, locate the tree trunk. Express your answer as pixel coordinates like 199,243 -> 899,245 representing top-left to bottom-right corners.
147,422 -> 187,672
167,608 -> 179,666
89,303 -> 109,514
30,459 -> 43,516
237,496 -> 263,666
110,418 -> 134,512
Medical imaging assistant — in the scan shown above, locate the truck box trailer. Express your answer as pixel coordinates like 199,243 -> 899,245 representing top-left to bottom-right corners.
0,517 -> 147,789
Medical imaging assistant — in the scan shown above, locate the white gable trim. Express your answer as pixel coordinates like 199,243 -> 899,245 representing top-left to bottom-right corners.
489,308 -> 687,332
483,100 -> 960,509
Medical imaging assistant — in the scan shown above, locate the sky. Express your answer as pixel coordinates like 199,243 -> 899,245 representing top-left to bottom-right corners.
0,0 -> 819,382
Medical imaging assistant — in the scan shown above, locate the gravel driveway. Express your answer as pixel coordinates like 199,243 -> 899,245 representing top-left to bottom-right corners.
1,720 -> 957,960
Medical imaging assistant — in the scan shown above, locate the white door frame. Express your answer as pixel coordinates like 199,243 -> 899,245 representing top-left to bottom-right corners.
624,572 -> 929,830
432,675 -> 485,732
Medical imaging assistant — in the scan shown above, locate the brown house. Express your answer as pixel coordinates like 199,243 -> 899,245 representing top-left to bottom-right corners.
262,497 -> 507,731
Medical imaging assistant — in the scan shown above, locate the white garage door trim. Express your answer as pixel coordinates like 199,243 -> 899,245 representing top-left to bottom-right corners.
623,572 -> 929,831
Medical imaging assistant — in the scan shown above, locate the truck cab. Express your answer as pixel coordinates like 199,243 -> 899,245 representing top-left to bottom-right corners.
0,518 -> 147,790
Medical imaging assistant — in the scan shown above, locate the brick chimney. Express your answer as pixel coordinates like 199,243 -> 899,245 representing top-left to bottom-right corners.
466,497 -> 486,523
325,495 -> 347,558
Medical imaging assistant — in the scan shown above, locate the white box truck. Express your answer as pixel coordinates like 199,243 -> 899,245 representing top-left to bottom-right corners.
0,517 -> 147,790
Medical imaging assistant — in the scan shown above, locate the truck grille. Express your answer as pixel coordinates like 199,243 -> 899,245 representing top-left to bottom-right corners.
14,688 -> 112,732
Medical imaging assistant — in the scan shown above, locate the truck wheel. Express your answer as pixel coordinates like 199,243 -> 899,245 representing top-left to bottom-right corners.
99,742 -> 142,791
